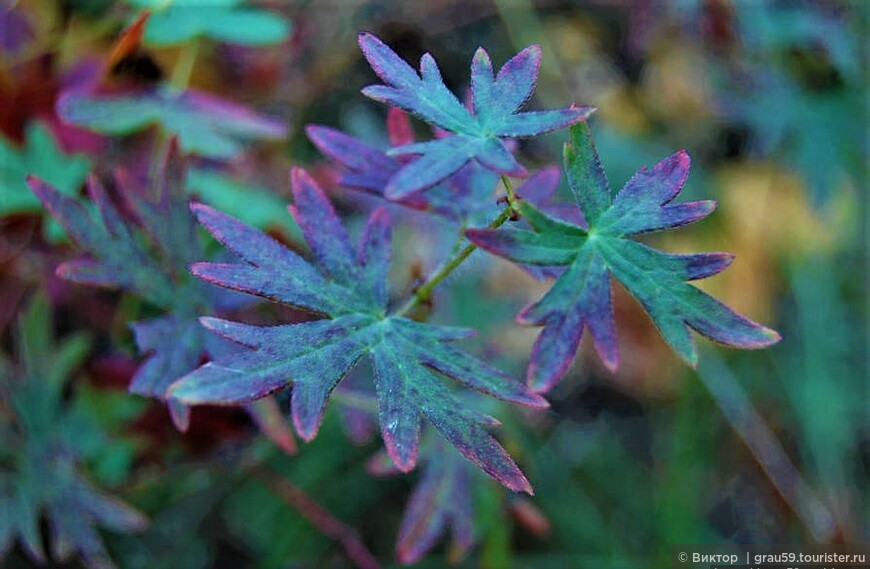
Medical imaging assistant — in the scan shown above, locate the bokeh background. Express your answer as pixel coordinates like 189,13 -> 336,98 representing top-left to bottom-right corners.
0,1 -> 866,568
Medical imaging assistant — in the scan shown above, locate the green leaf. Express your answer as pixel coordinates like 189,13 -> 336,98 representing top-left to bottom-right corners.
127,0 -> 291,46
57,87 -> 286,159
1,295 -> 146,569
186,168 -> 302,240
467,124 -> 780,392
0,122 -> 90,240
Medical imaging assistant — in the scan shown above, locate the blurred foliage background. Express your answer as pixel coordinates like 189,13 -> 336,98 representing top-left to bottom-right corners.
0,0 -> 866,568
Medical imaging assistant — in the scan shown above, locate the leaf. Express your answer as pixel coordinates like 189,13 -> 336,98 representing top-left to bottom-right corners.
0,2 -> 33,56
26,144 -> 197,421
0,122 -> 90,240
27,174 -> 178,308
722,70 -> 864,206
126,0 -> 291,46
57,87 -> 287,159
245,397 -> 297,455
27,148 -> 204,425
186,168 -> 302,240
467,124 -> 781,392
1,295 -> 147,569
308,109 -> 563,229
358,32 -> 594,198
170,168 -> 547,492
29,142 -> 298,444
307,115 -> 493,226
395,442 -> 474,565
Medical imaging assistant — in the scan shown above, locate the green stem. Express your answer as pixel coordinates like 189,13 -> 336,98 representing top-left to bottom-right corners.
150,38 -> 199,181
170,37 -> 200,90
503,172 -> 517,201
393,176 -> 518,318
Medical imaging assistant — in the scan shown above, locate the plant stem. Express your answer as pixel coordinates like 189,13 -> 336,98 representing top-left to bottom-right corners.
150,38 -> 200,181
170,37 -> 200,90
394,175 -> 518,318
259,469 -> 382,569
503,172 -> 517,201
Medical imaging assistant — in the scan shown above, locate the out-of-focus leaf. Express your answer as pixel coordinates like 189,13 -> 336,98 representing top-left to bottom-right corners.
723,72 -> 865,206
186,168 -> 301,239
57,87 -> 286,159
0,2 -> 33,56
126,0 -> 291,46
0,294 -> 147,569
733,0 -> 862,79
29,142 -> 297,445
395,441 -> 474,565
0,122 -> 90,240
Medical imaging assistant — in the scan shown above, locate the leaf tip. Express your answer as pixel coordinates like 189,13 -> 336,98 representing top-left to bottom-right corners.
525,360 -> 564,395
472,46 -> 490,65
512,473 -> 534,495
197,316 -> 222,331
292,412 -> 321,443
758,326 -> 783,346
188,200 -> 211,219
519,391 -> 550,409
600,352 -> 619,374
169,399 -> 191,432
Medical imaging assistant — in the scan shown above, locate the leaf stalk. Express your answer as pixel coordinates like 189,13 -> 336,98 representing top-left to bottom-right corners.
394,175 -> 519,318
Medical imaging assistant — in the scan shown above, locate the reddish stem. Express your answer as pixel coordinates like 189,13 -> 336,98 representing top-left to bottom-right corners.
259,470 -> 381,569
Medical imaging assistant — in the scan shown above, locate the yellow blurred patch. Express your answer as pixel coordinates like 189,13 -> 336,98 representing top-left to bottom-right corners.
658,161 -> 855,320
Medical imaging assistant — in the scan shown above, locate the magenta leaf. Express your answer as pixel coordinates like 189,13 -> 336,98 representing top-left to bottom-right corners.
170,168 -> 547,492
467,124 -> 781,392
358,32 -> 594,198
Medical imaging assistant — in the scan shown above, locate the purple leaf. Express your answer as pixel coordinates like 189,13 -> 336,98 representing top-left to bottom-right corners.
467,123 -> 781,392
308,116 -> 499,224
358,32 -> 594,196
0,3 -> 33,55
172,170 -> 546,491
396,443 -> 475,564
27,175 -> 176,308
29,144 -> 299,444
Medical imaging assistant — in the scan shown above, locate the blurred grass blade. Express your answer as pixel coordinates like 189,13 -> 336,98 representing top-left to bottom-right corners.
697,352 -> 838,542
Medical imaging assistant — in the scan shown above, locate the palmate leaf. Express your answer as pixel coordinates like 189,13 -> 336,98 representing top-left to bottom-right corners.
467,124 -> 781,392
126,0 -> 291,46
170,168 -> 547,492
27,143 -> 296,449
58,87 -> 286,159
27,146 -> 201,428
358,32 -> 594,198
